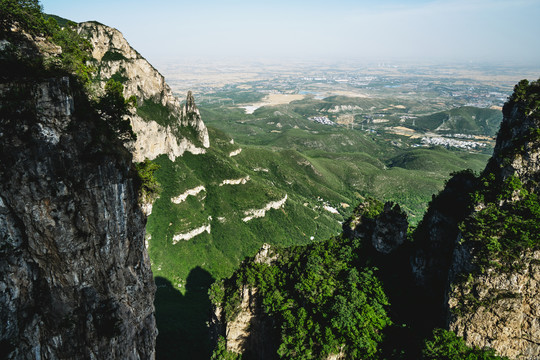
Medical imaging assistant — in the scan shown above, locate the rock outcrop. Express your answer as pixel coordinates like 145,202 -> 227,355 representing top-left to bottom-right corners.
78,21 -> 210,162
443,82 -> 540,359
342,200 -> 408,255
242,195 -> 288,222
225,286 -> 259,354
212,284 -> 277,360
486,87 -> 540,188
448,250 -> 540,360
210,244 -> 280,359
339,81 -> 540,359
0,31 -> 156,359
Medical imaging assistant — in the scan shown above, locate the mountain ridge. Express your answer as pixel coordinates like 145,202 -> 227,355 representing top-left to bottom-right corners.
77,21 -> 210,162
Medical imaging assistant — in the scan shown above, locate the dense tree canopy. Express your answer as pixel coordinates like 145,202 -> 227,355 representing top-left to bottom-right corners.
212,235 -> 392,359
423,329 -> 509,360
0,0 -> 43,34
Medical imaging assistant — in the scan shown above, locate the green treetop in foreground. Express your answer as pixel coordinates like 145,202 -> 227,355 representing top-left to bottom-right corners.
211,236 -> 392,359
1,0 -> 93,83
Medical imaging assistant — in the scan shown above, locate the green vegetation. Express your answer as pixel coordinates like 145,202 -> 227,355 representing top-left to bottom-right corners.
110,70 -> 129,84
137,99 -> 174,127
350,197 -> 384,220
414,107 -> 502,136
147,130 -> 343,282
135,159 -> 161,202
200,100 -> 490,219
505,78 -> 540,118
422,329 -> 508,360
0,1 -> 146,154
147,123 -> 490,294
211,337 -> 241,360
1,0 -> 93,83
42,13 -> 70,27
449,80 -> 540,270
155,272 -> 215,360
0,0 -> 44,34
96,79 -> 137,143
101,50 -> 128,62
459,173 -> 540,270
150,98 -> 491,359
46,18 -> 94,83
136,98 -> 203,145
212,236 -> 391,359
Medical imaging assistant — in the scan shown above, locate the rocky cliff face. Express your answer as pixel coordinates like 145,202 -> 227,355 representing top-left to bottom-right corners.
487,91 -> 540,188
211,245 -> 278,359
0,34 -> 156,359
78,21 -> 210,162
342,200 -> 408,254
443,84 -> 540,360
448,250 -> 540,360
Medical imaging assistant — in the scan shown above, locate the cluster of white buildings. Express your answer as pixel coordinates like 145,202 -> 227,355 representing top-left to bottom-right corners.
308,116 -> 336,126
421,136 -> 487,150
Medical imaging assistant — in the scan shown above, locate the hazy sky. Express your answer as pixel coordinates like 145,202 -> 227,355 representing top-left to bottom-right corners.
43,0 -> 540,65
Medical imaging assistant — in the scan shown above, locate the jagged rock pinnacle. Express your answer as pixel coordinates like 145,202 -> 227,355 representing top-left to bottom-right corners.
486,78 -> 540,189
186,90 -> 197,112
180,91 -> 210,148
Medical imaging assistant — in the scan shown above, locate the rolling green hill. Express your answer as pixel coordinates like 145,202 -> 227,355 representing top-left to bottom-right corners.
413,106 -> 502,135
147,88 -> 501,359
148,122 -> 490,359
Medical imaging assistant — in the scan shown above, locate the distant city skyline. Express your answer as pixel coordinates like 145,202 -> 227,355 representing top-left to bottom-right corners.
43,0 -> 540,66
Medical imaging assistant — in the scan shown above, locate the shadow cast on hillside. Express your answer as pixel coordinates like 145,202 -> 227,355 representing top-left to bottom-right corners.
154,267 -> 215,360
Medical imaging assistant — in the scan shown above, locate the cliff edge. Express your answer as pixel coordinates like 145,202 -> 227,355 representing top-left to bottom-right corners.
78,21 -> 210,162
0,14 -> 157,360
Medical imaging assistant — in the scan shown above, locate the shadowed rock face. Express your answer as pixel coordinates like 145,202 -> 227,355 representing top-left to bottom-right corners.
0,74 -> 157,359
342,201 -> 408,255
371,202 -> 408,254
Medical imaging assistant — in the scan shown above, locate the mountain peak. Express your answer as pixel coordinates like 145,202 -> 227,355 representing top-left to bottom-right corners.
487,78 -> 540,189
180,91 -> 210,147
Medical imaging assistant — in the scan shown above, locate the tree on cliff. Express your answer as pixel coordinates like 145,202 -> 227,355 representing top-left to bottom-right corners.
97,79 -> 137,143
0,0 -> 43,34
423,329 -> 509,360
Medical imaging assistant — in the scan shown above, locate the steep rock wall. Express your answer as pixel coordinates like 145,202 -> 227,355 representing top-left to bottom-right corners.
448,251 -> 540,360
211,245 -> 279,360
444,95 -> 540,359
0,76 -> 157,358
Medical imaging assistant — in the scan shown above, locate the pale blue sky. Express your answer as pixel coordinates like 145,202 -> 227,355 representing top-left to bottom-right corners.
43,0 -> 540,65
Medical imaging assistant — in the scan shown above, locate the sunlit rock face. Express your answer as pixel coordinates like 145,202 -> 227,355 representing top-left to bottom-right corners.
78,22 -> 210,162
446,96 -> 540,360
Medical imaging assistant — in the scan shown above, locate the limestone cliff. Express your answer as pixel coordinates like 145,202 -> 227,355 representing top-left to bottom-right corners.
210,245 -> 279,359
0,28 -> 156,359
444,80 -> 540,359
77,21 -> 210,162
409,79 -> 540,359
448,250 -> 540,360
